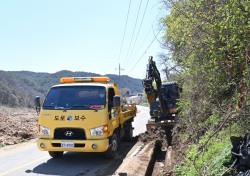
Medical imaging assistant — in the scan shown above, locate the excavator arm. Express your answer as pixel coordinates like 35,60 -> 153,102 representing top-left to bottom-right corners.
143,56 -> 167,115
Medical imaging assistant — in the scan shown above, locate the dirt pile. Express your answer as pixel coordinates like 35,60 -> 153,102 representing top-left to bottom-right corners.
171,135 -> 188,168
0,107 -> 38,146
138,127 -> 168,150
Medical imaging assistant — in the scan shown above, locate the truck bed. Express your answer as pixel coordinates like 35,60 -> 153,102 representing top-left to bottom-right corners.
120,104 -> 137,125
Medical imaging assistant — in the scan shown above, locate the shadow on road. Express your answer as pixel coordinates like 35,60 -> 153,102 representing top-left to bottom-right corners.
29,140 -> 136,176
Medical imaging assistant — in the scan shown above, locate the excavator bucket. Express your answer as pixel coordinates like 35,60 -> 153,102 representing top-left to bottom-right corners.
146,119 -> 176,131
147,92 -> 156,104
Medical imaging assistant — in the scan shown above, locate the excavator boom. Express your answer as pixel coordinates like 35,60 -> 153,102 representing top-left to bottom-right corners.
143,56 -> 166,115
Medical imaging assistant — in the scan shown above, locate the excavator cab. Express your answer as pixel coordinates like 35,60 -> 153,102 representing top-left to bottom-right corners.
149,82 -> 180,118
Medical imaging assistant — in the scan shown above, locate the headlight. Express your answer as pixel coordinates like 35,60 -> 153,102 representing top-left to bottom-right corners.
90,126 -> 104,136
39,126 -> 50,136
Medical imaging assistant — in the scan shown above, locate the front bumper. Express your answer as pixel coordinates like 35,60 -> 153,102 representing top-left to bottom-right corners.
37,138 -> 109,152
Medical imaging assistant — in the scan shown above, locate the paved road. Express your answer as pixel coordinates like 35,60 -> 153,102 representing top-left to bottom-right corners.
132,105 -> 150,136
0,105 -> 150,176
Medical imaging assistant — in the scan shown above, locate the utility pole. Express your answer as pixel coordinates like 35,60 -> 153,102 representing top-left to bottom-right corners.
116,63 -> 124,97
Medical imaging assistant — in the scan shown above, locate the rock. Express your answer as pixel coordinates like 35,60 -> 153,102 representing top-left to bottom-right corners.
5,141 -> 15,145
0,107 -> 37,146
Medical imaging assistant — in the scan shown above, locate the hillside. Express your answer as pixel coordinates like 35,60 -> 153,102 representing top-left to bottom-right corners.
0,70 -> 142,108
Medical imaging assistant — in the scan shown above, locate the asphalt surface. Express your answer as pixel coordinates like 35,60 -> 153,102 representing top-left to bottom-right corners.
0,105 -> 150,176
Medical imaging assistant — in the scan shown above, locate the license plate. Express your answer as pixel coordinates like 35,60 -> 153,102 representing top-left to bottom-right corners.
61,142 -> 74,148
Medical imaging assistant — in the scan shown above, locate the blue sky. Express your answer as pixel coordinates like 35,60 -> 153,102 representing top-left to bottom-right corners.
0,0 -> 166,79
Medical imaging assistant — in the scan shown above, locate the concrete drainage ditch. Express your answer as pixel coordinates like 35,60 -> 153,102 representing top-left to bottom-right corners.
114,127 -> 173,176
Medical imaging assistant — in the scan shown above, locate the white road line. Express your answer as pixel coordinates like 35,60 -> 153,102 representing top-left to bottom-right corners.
0,155 -> 49,176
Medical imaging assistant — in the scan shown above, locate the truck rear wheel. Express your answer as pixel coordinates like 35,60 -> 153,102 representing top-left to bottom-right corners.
125,122 -> 133,141
49,151 -> 64,158
105,133 -> 118,159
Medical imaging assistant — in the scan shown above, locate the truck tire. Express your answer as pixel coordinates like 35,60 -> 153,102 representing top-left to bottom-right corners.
125,122 -> 133,141
105,133 -> 118,159
49,151 -> 64,158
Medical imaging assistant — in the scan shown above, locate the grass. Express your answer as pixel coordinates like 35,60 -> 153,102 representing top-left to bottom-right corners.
173,125 -> 240,176
0,143 -> 5,148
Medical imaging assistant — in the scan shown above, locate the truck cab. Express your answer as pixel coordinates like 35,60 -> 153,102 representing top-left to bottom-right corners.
35,77 -> 136,158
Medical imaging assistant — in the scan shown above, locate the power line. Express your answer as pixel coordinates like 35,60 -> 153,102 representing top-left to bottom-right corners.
125,0 -> 150,68
117,0 -> 132,63
127,26 -> 163,75
123,0 -> 143,65
124,8 -> 164,72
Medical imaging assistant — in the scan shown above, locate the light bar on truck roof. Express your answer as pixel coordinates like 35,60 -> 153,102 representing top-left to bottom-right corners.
60,77 -> 110,83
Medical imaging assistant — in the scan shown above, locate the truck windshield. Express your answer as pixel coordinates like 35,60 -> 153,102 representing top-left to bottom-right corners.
43,86 -> 106,110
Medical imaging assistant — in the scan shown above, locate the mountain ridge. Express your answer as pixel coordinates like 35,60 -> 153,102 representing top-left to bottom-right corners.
0,70 -> 142,107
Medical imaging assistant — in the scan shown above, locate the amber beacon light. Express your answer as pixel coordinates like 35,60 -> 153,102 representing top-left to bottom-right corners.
60,77 -> 110,83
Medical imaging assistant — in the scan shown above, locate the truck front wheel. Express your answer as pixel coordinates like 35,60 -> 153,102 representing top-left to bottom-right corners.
105,134 -> 118,159
49,151 -> 64,158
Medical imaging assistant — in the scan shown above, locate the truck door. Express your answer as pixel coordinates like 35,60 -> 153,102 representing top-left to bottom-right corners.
108,88 -> 119,130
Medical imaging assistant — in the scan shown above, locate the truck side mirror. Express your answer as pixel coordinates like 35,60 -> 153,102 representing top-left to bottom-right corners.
113,95 -> 121,108
35,96 -> 41,113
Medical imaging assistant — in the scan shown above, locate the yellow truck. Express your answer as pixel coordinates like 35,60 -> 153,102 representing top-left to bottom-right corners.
34,76 -> 136,159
